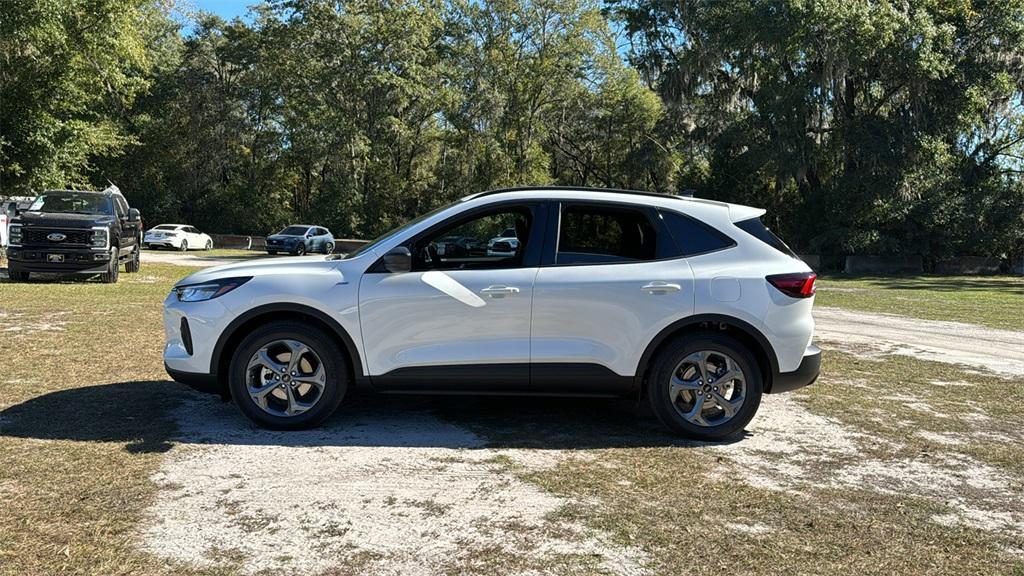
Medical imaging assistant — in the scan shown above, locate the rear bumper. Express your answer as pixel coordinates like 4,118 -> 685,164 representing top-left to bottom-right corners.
7,247 -> 110,274
769,344 -> 821,394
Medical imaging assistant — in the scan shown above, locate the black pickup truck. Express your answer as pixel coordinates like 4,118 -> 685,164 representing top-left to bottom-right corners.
6,186 -> 142,283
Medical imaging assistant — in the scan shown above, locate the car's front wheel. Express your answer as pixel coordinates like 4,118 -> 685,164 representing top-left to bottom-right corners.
125,246 -> 140,273
99,247 -> 119,283
293,243 -> 306,256
647,333 -> 763,440
228,321 -> 347,430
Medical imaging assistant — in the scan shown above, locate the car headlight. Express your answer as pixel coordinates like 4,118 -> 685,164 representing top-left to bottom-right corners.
174,277 -> 251,302
9,224 -> 21,245
91,227 -> 108,249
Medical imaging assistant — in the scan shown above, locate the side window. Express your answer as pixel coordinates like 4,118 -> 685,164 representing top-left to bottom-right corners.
188,227 -> 200,234
318,228 -> 329,236
114,197 -> 127,218
414,206 -> 532,271
659,210 -> 735,257
556,204 -> 659,265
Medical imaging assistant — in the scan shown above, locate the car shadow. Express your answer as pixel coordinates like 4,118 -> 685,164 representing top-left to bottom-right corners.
0,381 -> 748,453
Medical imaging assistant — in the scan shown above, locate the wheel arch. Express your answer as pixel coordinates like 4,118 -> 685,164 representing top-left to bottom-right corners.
635,314 -> 779,395
211,303 -> 366,396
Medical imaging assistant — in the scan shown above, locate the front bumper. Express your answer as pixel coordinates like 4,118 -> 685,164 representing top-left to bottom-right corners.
7,247 -> 111,274
165,363 -> 222,395
769,344 -> 821,394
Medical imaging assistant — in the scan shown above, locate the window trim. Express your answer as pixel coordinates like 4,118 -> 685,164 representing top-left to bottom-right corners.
367,200 -> 547,273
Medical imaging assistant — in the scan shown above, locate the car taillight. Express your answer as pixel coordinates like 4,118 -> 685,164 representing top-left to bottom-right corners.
767,272 -> 816,298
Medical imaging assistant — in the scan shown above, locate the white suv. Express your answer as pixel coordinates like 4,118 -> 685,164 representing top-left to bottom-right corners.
163,187 -> 820,439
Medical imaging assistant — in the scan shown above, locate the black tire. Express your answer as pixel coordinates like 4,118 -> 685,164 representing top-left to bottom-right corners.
205,239 -> 213,250
179,239 -> 188,252
647,332 -> 763,440
7,265 -> 29,282
322,241 -> 334,255
100,248 -> 119,283
228,321 -> 348,430
125,246 -> 140,273
267,250 -> 277,255
293,243 -> 306,256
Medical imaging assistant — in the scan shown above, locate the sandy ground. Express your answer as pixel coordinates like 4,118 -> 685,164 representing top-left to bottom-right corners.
141,396 -> 650,575
814,306 -> 1024,376
124,259 -> 1024,572
140,250 -> 257,268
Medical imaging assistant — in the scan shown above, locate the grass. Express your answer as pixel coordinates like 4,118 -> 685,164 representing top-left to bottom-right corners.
0,263 -> 233,576
816,275 -> 1024,331
2,262 -> 1023,574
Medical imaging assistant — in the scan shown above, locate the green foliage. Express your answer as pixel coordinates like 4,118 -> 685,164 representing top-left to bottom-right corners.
2,0 -> 1021,263
608,0 -> 1024,261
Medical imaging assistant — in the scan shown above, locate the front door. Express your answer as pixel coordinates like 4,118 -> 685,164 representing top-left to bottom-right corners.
358,203 -> 544,392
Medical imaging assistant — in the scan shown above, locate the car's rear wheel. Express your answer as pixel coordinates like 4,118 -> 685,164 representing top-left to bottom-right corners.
647,333 -> 762,440
228,321 -> 347,430
322,241 -> 334,254
179,239 -> 188,252
205,239 -> 213,250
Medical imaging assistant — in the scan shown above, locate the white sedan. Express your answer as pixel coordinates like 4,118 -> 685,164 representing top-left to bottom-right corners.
145,224 -> 213,251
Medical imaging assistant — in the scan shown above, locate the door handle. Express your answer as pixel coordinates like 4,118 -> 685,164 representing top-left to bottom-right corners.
641,281 -> 681,294
480,285 -> 520,297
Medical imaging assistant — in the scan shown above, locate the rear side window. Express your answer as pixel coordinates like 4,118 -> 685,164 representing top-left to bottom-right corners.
557,204 -> 660,264
735,217 -> 798,257
659,210 -> 735,256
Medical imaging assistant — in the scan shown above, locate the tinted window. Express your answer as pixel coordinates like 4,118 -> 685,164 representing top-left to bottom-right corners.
279,226 -> 308,235
735,217 -> 797,257
415,207 -> 532,271
557,205 -> 659,264
659,210 -> 735,256
155,225 -> 178,230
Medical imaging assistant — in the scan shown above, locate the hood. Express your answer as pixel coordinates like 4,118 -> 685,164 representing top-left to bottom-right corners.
173,254 -> 368,287
15,212 -> 115,228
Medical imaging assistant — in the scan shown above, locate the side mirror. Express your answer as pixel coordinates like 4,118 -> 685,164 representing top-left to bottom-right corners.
383,246 -> 412,273
127,208 -> 140,223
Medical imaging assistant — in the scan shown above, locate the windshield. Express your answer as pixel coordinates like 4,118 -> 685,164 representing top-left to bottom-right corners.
342,200 -> 463,259
278,226 -> 309,236
28,192 -> 112,215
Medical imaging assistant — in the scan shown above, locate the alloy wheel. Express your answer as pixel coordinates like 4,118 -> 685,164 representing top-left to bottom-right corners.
668,350 -> 747,427
245,339 -> 327,417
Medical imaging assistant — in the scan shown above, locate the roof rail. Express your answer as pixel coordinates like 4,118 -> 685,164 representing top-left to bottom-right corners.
472,185 -> 687,201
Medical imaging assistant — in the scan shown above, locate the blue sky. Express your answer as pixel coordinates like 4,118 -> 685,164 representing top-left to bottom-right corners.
192,0 -> 251,21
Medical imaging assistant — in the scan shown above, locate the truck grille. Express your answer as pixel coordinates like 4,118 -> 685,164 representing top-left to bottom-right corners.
22,228 -> 92,246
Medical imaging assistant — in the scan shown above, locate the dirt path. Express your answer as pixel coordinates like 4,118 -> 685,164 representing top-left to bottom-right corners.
140,250 -> 249,268
814,306 -> 1024,376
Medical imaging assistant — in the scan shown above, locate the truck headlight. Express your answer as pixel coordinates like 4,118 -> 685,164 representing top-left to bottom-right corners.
9,224 -> 21,246
91,227 -> 108,249
174,277 -> 251,302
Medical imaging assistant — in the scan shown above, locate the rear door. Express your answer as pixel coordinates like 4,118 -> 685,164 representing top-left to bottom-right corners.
530,201 -> 695,393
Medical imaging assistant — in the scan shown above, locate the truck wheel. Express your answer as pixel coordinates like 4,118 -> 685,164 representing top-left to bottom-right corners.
125,246 -> 140,273
228,321 -> 348,430
647,332 -> 763,441
179,239 -> 188,252
100,248 -> 120,283
7,266 -> 29,282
